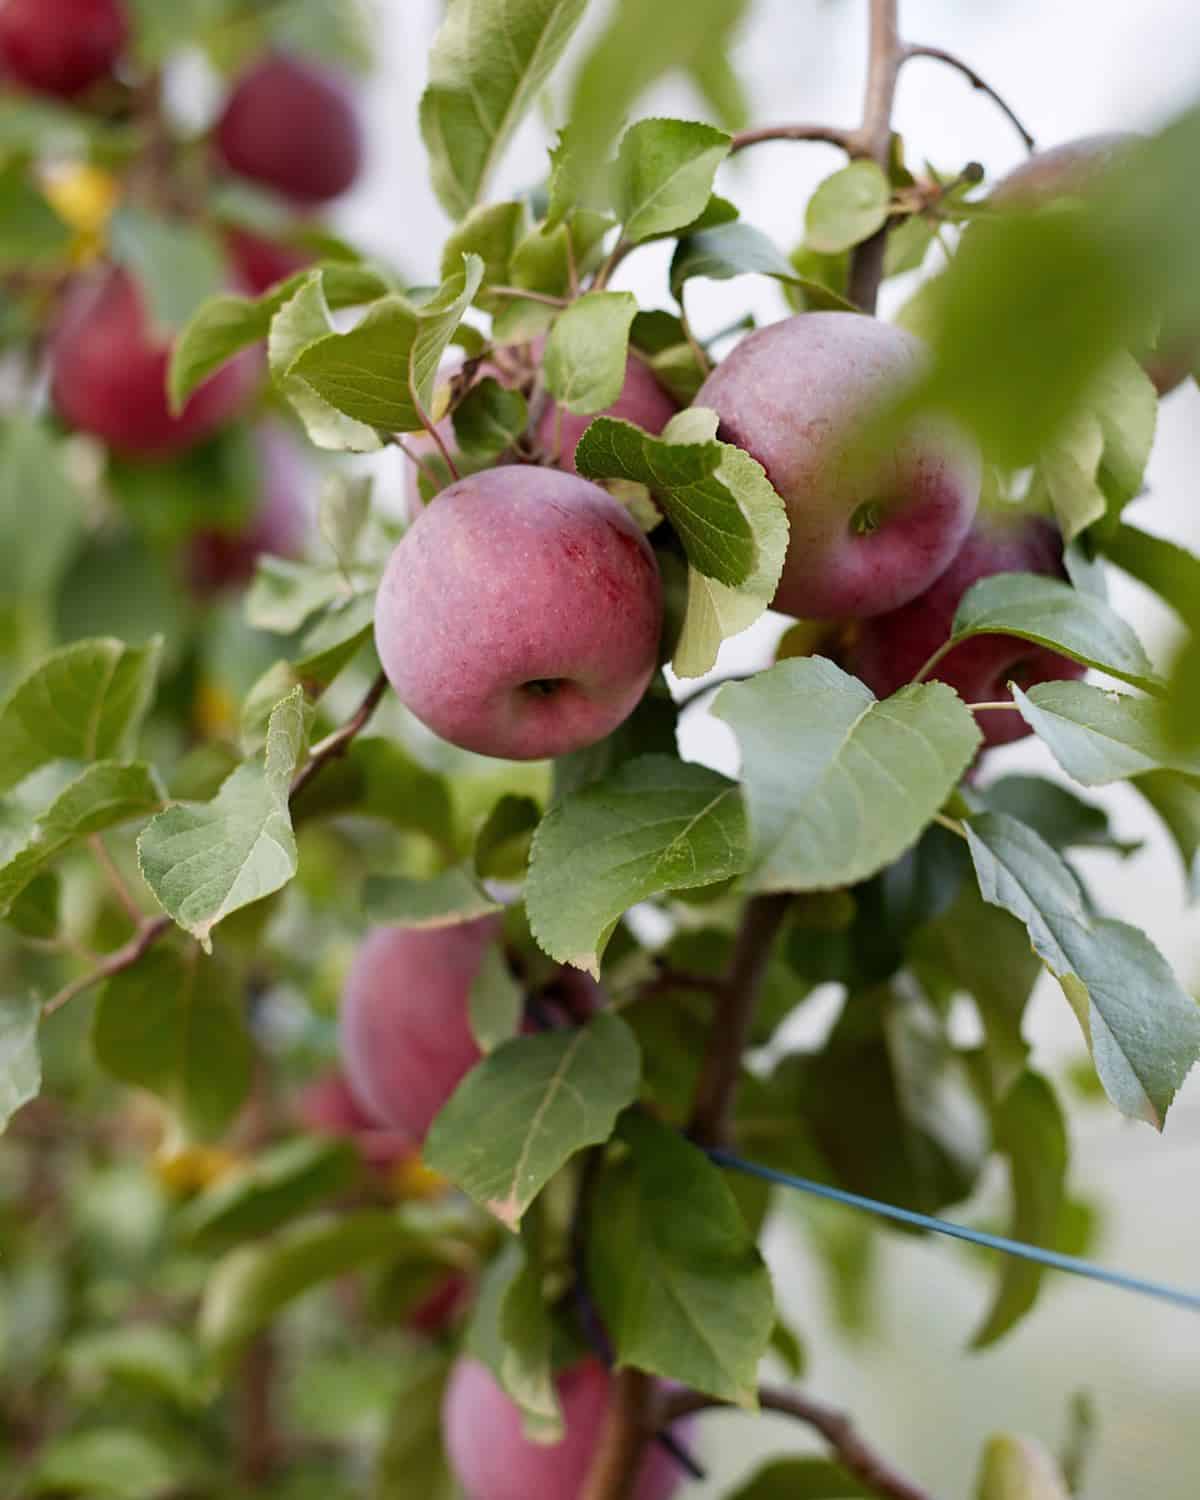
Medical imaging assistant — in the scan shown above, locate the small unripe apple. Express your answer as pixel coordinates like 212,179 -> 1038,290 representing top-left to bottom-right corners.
50,267 -> 257,459
695,313 -> 981,618
186,424 -> 310,594
0,0 -> 127,98
376,467 -> 663,761
338,918 -> 502,1141
844,512 -> 1085,746
224,226 -> 313,297
215,54 -> 364,205
443,1357 -> 687,1500
536,353 -> 679,472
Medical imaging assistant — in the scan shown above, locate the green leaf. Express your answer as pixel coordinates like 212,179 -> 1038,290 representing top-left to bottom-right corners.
174,1136 -> 361,1253
424,1012 -> 641,1229
526,755 -> 748,976
612,117 -> 732,243
110,206 -> 226,332
0,421 -> 84,604
671,220 -> 830,301
7,871 -> 60,940
964,811 -> 1200,1127
440,200 -> 526,300
0,762 -> 163,918
0,161 -> 71,266
716,659 -> 980,893
30,1428 -> 186,1499
373,1346 -> 460,1500
1012,680 -> 1200,785
365,866 -> 501,928
469,944 -> 525,1054
245,557 -> 349,635
980,774 -> 1135,855
976,1434 -> 1071,1500
588,1111 -> 774,1406
972,1072 -> 1068,1348
474,794 -> 541,880
805,161 -> 891,254
542,292 -> 637,415
318,473 -> 373,576
62,1325 -> 201,1409
0,637 -> 161,796
452,378 -> 529,461
269,275 -> 383,452
946,572 -> 1159,693
883,214 -> 937,278
465,1234 -> 561,1441
0,994 -> 40,1134
728,1459 -> 869,1500
1133,770 -> 1200,899
200,1209 -> 441,1364
420,0 -> 589,218
93,947 -> 252,1141
168,261 -> 390,409
284,257 -> 484,439
138,688 -> 307,950
291,737 -> 455,854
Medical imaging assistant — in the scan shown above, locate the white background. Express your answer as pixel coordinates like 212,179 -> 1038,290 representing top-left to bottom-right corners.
340,3 -> 1200,1493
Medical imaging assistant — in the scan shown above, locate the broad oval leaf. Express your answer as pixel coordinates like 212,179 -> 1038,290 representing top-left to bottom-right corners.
424,1012 -> 641,1229
465,1236 -> 562,1442
420,0 -> 589,219
964,810 -> 1200,1127
671,220 -> 824,301
949,572 -> 1159,693
1013,680 -> 1200,785
365,866 -> 501,928
543,292 -> 638,415
526,755 -> 748,976
716,659 -> 981,893
588,1111 -> 774,1407
805,161 -> 891,255
0,993 -> 40,1134
613,117 -> 732,244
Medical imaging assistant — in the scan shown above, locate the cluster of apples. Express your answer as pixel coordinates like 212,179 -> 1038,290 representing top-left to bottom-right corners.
1,0 -> 365,586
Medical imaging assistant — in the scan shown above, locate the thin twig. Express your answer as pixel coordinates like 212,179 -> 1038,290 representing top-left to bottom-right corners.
43,915 -> 172,1017
688,893 -> 793,1149
488,285 -> 570,308
902,44 -> 1036,152
592,238 -> 628,293
847,0 -> 903,313
413,397 -> 461,483
657,1385 -> 937,1500
290,671 -> 389,801
89,835 -> 145,926
730,122 -> 856,155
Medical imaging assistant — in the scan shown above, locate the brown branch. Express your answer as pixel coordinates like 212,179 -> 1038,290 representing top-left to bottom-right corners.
730,123 -> 856,155
581,1368 -> 655,1500
902,44 -> 1036,152
689,892 -> 793,1149
288,671 -> 389,800
237,1334 -> 280,1484
847,0 -> 903,313
42,914 -> 171,1017
658,1384 -> 937,1500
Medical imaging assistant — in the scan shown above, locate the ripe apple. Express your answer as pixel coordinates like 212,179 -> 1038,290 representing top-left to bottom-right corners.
215,53 -> 364,205
224,226 -> 313,297
695,312 -> 981,618
295,1065 -> 411,1175
376,466 -> 663,761
338,917 -> 503,1142
992,133 -> 1195,396
50,267 -> 258,459
0,0 -> 127,98
443,1357 -> 687,1500
536,352 -> 679,472
844,512 -> 1086,746
186,424 -> 310,594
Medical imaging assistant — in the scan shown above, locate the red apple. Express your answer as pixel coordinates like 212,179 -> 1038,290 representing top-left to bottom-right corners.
215,53 -> 364,205
50,267 -> 257,459
443,1357 -> 687,1500
224,226 -> 313,297
295,1065 -> 412,1175
844,512 -> 1086,746
695,313 -> 980,618
0,0 -> 126,98
186,423 -> 310,594
338,918 -> 503,1142
376,466 -> 663,761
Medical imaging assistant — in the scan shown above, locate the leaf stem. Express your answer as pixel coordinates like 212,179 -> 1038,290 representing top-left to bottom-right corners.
966,700 -> 1022,712
901,44 -> 1036,153
592,238 -> 629,293
688,893 -> 793,1149
290,671 -> 389,801
847,0 -> 903,313
413,397 -> 461,483
88,835 -> 145,926
392,436 -> 441,496
657,1384 -> 937,1500
932,812 -> 968,840
488,285 -> 571,308
911,637 -> 956,685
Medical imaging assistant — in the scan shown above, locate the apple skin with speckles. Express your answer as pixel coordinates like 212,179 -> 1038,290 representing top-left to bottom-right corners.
377,466 -> 663,762
443,1358 -> 689,1500
338,918 -> 502,1143
695,312 -> 981,619
844,513 -> 1086,746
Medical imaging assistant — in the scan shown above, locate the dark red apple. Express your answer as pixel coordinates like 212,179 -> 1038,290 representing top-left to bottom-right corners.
50,267 -> 258,459
224,226 -> 313,297
844,513 -> 1086,746
0,0 -> 126,98
215,53 -> 364,205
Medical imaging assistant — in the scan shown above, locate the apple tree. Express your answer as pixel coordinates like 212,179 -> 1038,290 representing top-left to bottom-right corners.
0,0 -> 1198,1496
